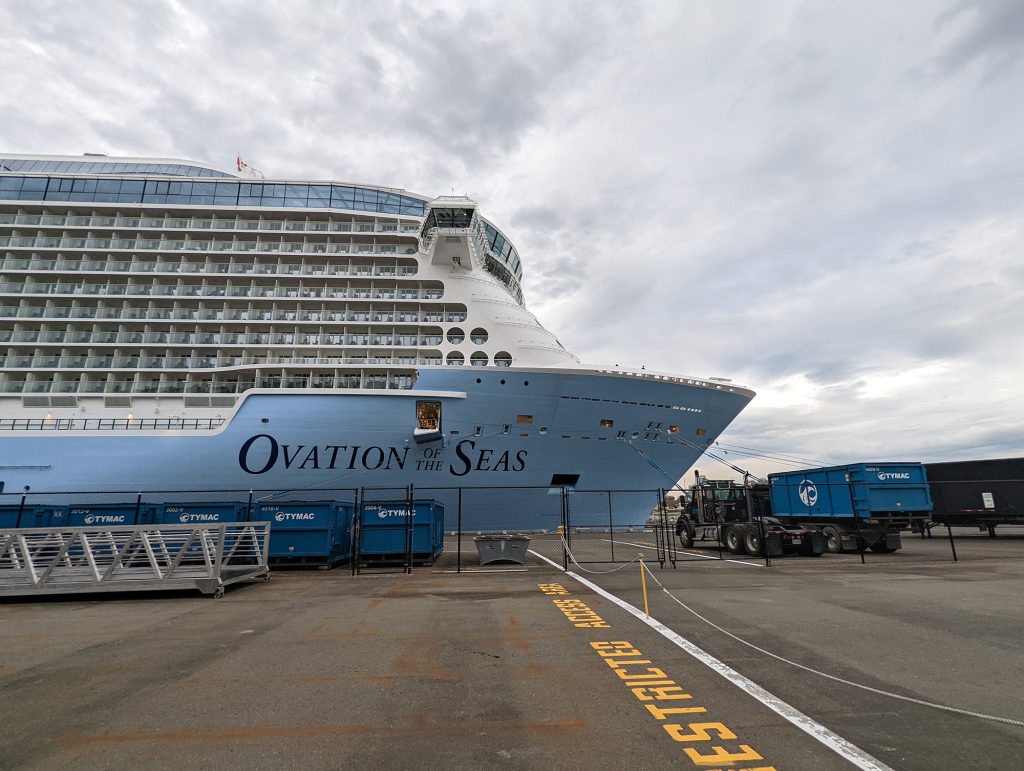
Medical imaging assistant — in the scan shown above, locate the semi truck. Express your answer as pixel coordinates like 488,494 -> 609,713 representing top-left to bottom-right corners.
675,473 -> 827,557
926,457 -> 1024,536
676,462 -> 933,554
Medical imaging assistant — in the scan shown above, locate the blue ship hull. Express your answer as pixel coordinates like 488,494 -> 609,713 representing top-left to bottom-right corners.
0,369 -> 752,500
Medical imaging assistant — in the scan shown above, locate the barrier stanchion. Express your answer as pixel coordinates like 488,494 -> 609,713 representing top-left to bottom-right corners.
639,553 -> 649,619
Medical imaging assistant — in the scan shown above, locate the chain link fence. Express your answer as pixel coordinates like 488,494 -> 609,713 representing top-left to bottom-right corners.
2,478 -> 1022,573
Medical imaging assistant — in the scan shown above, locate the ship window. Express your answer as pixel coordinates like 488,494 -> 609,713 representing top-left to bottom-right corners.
517,415 -> 533,425
668,425 -> 680,433
494,351 -> 512,367
447,327 -> 464,344
470,328 -> 488,344
446,351 -> 464,365
416,401 -> 441,431
600,419 -> 614,428
470,352 -> 488,367
695,427 -> 707,436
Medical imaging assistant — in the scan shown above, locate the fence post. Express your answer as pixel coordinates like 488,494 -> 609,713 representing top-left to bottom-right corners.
351,487 -> 362,576
565,487 -> 573,573
16,491 -> 26,528
747,475 -> 770,567
457,487 -> 463,574
607,491 -> 615,564
405,484 -> 414,575
656,488 -> 666,568
246,490 -> 254,521
134,492 -> 142,525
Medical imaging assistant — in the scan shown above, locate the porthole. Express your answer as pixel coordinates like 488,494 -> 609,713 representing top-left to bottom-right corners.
446,351 -> 465,365
470,352 -> 488,367
470,327 -> 488,344
447,327 -> 465,344
405,248 -> 416,254
494,351 -> 512,367
538,427 -> 548,434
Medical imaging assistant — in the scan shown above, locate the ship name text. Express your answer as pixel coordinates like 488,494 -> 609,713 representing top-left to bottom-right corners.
238,434 -> 527,477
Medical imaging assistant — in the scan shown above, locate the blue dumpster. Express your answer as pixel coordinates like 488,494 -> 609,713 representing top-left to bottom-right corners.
257,500 -> 353,566
157,502 -> 249,525
769,462 -> 932,519
0,504 -> 68,529
359,500 -> 444,563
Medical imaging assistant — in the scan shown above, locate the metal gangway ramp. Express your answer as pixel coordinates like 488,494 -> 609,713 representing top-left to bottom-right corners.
0,522 -> 270,598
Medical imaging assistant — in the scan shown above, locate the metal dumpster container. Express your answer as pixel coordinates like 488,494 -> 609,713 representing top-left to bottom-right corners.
257,500 -> 353,566
359,500 -> 444,563
474,534 -> 531,565
0,504 -> 68,528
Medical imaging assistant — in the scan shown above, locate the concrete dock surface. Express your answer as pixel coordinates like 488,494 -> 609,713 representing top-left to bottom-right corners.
1,532 -> 1022,770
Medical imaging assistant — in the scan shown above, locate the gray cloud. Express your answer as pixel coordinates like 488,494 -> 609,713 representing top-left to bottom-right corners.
1,0 -> 1021,479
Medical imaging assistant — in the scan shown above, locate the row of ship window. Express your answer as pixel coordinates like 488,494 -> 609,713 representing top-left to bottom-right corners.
0,235 -> 418,254
0,352 -> 514,369
0,326 -> 488,345
0,176 -> 428,216
0,212 -> 422,233
0,257 -> 420,276
0,307 -> 468,324
1,373 -> 424,395
2,331 -> 457,345
0,282 -> 447,301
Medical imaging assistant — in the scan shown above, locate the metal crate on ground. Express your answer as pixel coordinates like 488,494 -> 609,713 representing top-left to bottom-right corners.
358,499 -> 444,564
257,500 -> 353,567
0,504 -> 67,529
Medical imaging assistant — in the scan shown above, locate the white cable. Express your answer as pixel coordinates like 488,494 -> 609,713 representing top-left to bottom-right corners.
560,535 -> 642,574
641,562 -> 1024,729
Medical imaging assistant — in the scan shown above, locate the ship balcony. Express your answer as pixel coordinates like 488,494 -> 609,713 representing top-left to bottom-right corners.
0,281 -> 445,302
0,212 -> 425,235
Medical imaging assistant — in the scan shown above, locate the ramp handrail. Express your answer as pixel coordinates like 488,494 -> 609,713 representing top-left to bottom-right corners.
0,522 -> 270,596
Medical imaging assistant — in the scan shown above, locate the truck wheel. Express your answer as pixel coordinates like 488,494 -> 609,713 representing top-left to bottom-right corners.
744,528 -> 763,556
725,527 -> 745,554
677,525 -> 694,549
823,526 -> 843,553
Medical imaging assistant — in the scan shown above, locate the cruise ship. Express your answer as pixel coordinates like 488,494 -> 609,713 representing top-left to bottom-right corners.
0,154 -> 754,496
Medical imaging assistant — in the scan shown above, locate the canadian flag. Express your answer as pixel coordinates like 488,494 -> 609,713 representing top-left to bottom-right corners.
236,155 -> 249,172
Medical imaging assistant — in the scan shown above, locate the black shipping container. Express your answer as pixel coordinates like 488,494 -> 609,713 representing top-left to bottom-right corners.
926,457 -> 1024,531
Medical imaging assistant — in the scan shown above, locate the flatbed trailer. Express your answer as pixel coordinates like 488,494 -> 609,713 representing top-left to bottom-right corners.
925,457 -> 1024,536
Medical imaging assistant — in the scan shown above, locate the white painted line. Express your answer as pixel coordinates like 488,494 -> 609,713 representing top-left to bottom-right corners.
527,548 -> 892,771
606,538 -> 764,568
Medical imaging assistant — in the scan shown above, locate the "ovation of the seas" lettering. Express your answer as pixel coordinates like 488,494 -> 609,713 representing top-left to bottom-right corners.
238,434 -> 527,477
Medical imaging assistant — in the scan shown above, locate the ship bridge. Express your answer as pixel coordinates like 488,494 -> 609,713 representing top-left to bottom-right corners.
419,197 -> 524,305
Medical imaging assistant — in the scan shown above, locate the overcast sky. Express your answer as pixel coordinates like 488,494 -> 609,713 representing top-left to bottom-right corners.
2,0 -> 1021,478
